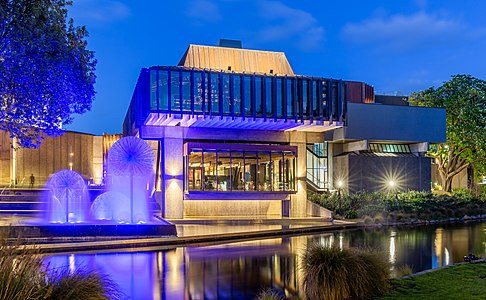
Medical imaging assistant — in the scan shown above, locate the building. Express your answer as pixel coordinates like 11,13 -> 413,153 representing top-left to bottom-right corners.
0,131 -> 121,187
123,40 -> 446,219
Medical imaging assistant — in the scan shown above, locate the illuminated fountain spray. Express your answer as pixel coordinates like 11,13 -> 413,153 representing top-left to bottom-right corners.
45,170 -> 90,223
93,136 -> 154,224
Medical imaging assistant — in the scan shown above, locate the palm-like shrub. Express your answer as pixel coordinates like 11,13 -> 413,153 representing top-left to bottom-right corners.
301,244 -> 390,300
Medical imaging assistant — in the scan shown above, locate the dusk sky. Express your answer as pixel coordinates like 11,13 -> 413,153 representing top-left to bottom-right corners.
66,0 -> 486,134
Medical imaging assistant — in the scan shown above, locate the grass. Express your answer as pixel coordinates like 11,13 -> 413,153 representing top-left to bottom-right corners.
301,244 -> 390,300
379,262 -> 486,300
0,235 -> 122,300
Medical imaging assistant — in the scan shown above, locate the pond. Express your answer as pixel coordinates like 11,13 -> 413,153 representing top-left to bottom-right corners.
45,221 -> 486,299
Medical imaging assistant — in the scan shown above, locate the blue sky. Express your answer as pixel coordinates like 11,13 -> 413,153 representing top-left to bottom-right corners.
66,0 -> 486,134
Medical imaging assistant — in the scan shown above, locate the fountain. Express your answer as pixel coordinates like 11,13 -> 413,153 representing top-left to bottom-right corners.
16,136 -> 176,238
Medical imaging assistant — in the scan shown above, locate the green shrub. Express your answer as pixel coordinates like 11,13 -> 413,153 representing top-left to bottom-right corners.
301,244 -> 390,300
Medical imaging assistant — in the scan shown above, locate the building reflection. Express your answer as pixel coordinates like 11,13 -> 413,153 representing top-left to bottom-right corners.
44,222 -> 485,299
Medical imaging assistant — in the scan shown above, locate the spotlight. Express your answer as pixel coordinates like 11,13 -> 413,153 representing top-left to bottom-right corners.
388,180 -> 396,188
336,180 -> 344,188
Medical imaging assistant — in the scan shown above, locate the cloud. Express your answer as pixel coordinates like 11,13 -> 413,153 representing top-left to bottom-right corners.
70,0 -> 131,23
185,0 -> 222,24
255,1 -> 325,51
341,11 -> 482,52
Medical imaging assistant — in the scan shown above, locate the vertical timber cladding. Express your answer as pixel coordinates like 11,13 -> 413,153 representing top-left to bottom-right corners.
0,131 -> 11,185
13,132 -> 96,186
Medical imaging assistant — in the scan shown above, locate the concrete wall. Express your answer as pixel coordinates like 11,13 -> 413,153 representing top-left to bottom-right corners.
184,200 -> 282,217
334,154 -> 431,193
331,103 -> 446,143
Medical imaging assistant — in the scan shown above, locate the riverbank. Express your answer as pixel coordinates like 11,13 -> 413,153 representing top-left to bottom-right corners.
379,260 -> 486,299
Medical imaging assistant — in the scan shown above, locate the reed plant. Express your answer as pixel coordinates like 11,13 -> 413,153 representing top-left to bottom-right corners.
254,288 -> 284,300
0,235 -> 121,300
301,244 -> 390,300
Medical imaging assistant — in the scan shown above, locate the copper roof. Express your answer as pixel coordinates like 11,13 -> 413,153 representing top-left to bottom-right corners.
178,44 -> 295,76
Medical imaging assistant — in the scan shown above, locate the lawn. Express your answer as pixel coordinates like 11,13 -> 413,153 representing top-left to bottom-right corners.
379,261 -> 486,300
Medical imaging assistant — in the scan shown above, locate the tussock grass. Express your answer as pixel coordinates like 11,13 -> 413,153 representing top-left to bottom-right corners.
301,244 -> 390,300
0,235 -> 122,300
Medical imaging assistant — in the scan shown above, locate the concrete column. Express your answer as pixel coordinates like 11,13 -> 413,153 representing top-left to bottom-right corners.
161,135 -> 184,219
290,131 -> 307,218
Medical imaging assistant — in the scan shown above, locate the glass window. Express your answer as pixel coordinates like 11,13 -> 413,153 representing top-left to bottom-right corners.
255,77 -> 263,116
286,79 -> 294,118
244,152 -> 257,191
193,72 -> 203,113
150,69 -> 157,110
302,80 -> 308,118
231,152 -> 244,191
170,70 -> 180,112
312,80 -> 318,118
258,152 -> 272,191
276,78 -> 283,118
222,74 -> 231,115
272,151 -> 284,191
284,151 -> 296,191
243,76 -> 252,116
159,69 -> 169,111
203,152 -> 216,191
182,71 -> 191,112
233,75 -> 241,116
188,150 -> 202,191
265,77 -> 273,117
186,145 -> 297,193
217,151 -> 231,191
209,74 -> 219,115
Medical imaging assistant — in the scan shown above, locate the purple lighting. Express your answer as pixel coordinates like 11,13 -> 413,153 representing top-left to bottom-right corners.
104,136 -> 154,224
45,170 -> 90,223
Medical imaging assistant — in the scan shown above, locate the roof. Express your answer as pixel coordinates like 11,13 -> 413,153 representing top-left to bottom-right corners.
178,44 -> 294,76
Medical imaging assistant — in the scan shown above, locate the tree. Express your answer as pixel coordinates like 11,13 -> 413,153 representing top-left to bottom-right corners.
0,0 -> 96,148
410,74 -> 486,192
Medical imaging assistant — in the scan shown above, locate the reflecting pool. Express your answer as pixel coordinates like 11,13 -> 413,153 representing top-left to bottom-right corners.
45,222 -> 486,299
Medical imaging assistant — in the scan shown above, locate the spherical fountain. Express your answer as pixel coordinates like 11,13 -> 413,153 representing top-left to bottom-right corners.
17,136 -> 176,238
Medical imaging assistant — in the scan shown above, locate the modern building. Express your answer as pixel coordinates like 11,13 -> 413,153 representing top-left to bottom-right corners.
123,40 -> 446,219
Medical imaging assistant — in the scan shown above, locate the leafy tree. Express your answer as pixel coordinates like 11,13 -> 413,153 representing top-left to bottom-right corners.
410,74 -> 486,192
0,0 -> 96,148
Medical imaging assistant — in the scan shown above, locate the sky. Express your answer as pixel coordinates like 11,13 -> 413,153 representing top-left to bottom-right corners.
66,0 -> 486,134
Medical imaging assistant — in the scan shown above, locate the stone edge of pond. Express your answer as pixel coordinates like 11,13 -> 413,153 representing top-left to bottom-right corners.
12,221 -> 359,254
358,214 -> 486,227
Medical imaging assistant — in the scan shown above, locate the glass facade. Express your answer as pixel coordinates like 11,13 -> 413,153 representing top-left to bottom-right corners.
147,66 -> 345,122
185,143 -> 297,193
369,143 -> 411,153
306,143 -> 328,190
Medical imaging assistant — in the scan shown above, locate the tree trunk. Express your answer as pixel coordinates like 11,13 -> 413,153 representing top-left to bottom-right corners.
443,177 -> 453,193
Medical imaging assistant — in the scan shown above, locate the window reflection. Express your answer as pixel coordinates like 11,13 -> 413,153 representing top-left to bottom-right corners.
185,146 -> 296,192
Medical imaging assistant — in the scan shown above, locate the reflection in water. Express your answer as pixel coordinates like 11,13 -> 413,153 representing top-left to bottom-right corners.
45,222 -> 485,299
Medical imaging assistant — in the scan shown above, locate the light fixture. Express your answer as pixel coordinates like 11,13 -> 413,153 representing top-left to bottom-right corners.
336,180 -> 344,188
388,180 -> 396,187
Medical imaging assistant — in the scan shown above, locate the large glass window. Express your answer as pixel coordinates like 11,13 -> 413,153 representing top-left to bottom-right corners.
255,77 -> 263,117
233,75 -> 241,116
265,77 -> 273,117
231,152 -> 244,191
243,76 -> 252,116
222,74 -> 231,115
145,67 -> 345,123
193,72 -> 203,113
244,152 -> 257,191
188,150 -> 202,190
286,79 -> 294,118
170,71 -> 180,112
182,71 -> 191,112
150,69 -> 157,110
209,73 -> 219,115
159,69 -> 169,111
185,144 -> 296,192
